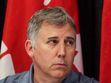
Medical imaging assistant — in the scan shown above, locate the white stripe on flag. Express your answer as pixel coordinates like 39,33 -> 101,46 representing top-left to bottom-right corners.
43,0 -> 51,6
0,41 -> 8,54
0,54 -> 15,80
74,34 -> 83,74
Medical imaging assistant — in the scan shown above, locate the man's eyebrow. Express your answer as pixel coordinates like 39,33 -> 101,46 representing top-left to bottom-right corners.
65,36 -> 76,41
48,37 -> 59,40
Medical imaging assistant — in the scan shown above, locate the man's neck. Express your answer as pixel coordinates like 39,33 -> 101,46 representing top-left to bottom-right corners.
33,67 -> 64,83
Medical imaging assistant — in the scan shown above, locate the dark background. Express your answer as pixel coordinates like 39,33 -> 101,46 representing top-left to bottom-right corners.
78,0 -> 102,80
0,0 -> 103,81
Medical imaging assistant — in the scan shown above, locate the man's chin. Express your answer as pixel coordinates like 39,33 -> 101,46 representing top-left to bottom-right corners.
50,70 -> 68,79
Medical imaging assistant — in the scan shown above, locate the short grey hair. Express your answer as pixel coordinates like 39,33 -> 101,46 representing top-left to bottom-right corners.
27,7 -> 76,46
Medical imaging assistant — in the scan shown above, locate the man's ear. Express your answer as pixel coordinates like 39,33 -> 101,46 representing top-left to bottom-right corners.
25,40 -> 34,58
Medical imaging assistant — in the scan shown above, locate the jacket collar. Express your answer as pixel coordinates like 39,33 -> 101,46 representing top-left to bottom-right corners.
20,64 -> 75,83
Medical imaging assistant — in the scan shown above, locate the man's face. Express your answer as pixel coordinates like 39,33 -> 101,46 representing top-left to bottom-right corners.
29,22 -> 76,79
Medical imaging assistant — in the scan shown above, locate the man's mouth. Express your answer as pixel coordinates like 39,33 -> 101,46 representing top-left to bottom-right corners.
52,63 -> 67,69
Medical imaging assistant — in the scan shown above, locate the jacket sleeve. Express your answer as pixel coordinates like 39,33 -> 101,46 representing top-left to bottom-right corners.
0,77 -> 8,83
90,79 -> 99,83
0,72 -> 28,83
79,74 -> 99,83
0,75 -> 20,83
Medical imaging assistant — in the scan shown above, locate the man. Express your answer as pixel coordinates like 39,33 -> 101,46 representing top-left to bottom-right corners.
0,7 -> 99,83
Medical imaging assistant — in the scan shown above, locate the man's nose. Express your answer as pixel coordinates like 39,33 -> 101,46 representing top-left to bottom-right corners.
57,44 -> 66,58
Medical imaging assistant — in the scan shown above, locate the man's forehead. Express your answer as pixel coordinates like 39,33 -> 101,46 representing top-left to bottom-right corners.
37,22 -> 76,39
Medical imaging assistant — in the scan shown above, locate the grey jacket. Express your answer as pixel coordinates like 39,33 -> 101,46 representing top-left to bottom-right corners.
0,65 -> 99,83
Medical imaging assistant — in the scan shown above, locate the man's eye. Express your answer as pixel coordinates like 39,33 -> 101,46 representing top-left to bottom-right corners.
47,40 -> 58,46
65,40 -> 75,46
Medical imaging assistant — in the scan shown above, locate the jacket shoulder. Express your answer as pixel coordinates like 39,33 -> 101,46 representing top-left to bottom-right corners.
70,72 -> 99,83
0,72 -> 28,83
